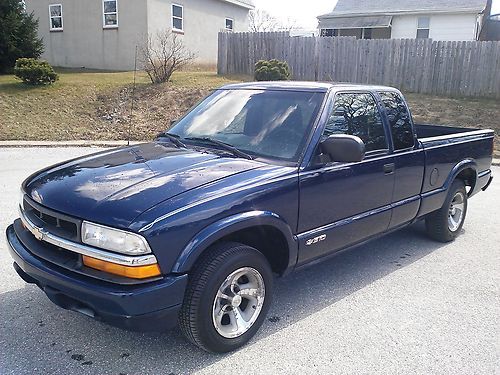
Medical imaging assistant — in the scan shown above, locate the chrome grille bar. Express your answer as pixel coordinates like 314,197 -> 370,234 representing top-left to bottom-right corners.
18,206 -> 158,267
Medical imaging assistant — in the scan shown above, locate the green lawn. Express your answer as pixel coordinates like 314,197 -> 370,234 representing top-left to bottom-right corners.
0,69 -> 498,154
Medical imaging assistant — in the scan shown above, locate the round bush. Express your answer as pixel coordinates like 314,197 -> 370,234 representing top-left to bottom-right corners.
254,59 -> 291,81
14,58 -> 58,85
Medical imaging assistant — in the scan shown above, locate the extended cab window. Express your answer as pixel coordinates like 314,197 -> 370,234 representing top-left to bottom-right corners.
379,91 -> 415,150
323,93 -> 387,153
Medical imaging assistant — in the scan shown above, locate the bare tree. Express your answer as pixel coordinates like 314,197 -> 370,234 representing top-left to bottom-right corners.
248,9 -> 280,32
140,30 -> 195,84
279,17 -> 298,32
248,9 -> 298,32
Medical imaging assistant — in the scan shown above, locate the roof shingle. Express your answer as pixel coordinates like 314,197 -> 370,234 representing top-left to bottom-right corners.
319,0 -> 487,18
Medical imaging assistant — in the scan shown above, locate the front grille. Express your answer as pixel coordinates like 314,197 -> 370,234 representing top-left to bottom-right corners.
13,218 -> 156,286
22,196 -> 81,242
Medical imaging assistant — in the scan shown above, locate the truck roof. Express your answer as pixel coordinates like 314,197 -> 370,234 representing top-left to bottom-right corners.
220,81 -> 401,93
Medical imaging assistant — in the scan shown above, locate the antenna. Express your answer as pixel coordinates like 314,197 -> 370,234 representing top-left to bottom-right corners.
127,45 -> 138,146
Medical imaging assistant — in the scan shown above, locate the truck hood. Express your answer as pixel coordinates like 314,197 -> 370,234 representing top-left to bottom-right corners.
23,142 -> 263,228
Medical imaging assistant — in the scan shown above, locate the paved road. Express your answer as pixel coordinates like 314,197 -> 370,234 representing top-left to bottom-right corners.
0,147 -> 499,375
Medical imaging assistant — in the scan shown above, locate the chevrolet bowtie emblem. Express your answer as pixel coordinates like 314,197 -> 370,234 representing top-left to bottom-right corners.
32,226 -> 48,241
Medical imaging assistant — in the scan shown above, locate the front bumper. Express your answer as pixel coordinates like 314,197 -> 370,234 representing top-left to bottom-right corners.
6,224 -> 188,332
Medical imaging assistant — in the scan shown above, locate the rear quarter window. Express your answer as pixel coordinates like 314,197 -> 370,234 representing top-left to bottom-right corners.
378,91 -> 415,150
323,92 -> 388,153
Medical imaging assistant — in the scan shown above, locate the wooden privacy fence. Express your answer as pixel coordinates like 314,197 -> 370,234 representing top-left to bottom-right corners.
217,31 -> 500,98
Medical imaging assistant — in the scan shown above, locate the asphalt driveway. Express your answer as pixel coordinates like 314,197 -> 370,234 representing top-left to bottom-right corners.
0,147 -> 499,375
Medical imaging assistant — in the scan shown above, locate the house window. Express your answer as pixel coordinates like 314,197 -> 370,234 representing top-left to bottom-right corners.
225,18 -> 234,31
172,4 -> 183,32
49,4 -> 63,31
417,16 -> 430,39
320,29 -> 338,37
103,0 -> 118,28
362,28 -> 372,39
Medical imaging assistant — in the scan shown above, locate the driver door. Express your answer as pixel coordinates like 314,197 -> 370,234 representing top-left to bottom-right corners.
297,92 -> 395,265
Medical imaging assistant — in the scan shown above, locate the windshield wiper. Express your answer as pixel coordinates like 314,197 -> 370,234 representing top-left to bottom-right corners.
184,137 -> 253,160
156,132 -> 187,148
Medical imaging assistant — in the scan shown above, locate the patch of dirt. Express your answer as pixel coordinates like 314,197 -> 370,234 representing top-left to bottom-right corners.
405,93 -> 500,154
95,83 -> 209,141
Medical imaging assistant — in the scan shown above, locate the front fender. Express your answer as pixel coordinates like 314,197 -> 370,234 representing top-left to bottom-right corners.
172,211 -> 297,274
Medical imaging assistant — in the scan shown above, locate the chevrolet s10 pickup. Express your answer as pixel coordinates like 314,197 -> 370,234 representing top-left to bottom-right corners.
6,82 -> 494,352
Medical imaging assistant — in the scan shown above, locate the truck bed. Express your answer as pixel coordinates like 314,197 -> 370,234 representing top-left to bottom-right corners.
414,123 -> 494,217
415,124 -> 493,140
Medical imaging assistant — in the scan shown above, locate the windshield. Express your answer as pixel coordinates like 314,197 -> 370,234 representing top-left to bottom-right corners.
168,89 -> 325,162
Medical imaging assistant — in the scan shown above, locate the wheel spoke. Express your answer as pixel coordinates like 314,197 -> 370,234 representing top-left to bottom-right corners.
230,283 -> 238,294
216,290 -> 232,300
238,288 -> 260,298
214,305 -> 229,325
449,216 -> 458,228
232,307 -> 248,330
447,192 -> 466,232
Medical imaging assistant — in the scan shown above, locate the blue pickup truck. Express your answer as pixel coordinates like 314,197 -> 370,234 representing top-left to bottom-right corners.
6,82 -> 494,352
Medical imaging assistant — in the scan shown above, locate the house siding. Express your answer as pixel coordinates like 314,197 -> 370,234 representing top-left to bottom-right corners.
391,13 -> 479,41
27,0 -> 251,70
26,0 -> 147,70
147,0 -> 250,65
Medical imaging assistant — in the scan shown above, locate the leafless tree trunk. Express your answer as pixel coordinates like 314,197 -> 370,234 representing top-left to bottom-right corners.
140,30 -> 196,84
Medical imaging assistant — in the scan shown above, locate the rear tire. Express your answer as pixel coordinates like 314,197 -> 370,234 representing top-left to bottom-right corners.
179,242 -> 273,353
425,179 -> 467,242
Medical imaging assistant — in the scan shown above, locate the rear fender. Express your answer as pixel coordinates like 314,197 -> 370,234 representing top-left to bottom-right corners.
447,159 -> 478,196
419,159 -> 477,217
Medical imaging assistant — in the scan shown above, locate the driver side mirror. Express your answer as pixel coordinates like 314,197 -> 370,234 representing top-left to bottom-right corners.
320,134 -> 365,163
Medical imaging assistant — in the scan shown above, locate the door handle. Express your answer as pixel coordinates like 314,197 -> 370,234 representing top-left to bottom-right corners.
383,163 -> 395,175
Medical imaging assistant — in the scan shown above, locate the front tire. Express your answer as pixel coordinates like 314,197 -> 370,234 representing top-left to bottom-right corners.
425,179 -> 468,242
179,242 -> 273,353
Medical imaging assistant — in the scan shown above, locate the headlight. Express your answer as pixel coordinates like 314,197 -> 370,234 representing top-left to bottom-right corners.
81,221 -> 151,255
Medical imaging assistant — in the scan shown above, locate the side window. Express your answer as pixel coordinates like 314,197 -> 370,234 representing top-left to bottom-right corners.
225,18 -> 234,31
49,4 -> 63,31
172,4 -> 183,32
417,16 -> 430,39
103,0 -> 118,28
379,91 -> 415,150
323,93 -> 388,153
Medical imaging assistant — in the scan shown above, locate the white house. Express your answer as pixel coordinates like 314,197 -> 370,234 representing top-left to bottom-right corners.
317,0 -> 491,41
25,0 -> 255,70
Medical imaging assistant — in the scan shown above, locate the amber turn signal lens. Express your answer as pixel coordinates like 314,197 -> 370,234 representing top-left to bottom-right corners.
82,256 -> 161,279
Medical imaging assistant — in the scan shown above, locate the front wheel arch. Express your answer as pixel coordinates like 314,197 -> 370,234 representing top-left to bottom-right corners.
172,211 -> 297,275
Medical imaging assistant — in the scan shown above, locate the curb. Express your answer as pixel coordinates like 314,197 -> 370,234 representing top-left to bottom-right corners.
0,140 -> 143,148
